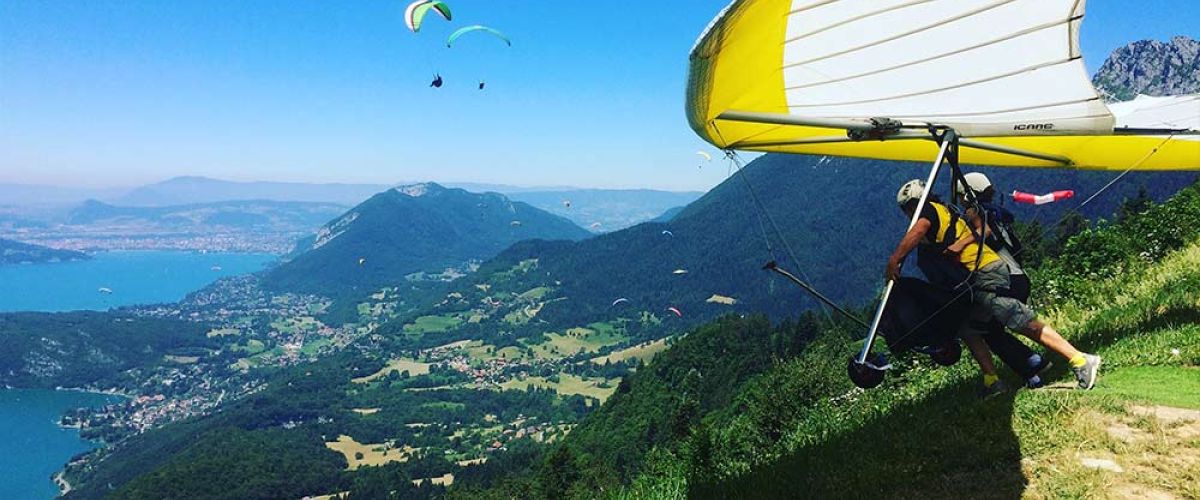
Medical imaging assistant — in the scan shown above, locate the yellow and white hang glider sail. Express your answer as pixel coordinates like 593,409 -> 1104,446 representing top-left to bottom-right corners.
686,0 -> 1200,170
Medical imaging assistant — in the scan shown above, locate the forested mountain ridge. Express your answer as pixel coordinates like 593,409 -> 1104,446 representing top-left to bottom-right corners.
0,312 -> 212,389
262,183 -> 591,295
0,237 -> 89,264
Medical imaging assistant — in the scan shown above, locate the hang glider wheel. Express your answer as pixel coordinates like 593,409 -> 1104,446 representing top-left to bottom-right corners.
848,357 -> 885,389
929,341 -> 963,367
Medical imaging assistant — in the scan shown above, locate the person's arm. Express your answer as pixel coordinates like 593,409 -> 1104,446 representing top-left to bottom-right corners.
887,218 -> 931,280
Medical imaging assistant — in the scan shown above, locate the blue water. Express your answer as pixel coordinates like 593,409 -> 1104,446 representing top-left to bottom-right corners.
0,390 -> 123,499
0,251 -> 275,312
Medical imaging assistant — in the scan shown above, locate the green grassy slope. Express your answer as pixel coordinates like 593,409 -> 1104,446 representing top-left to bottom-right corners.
480,182 -> 1200,500
612,185 -> 1200,499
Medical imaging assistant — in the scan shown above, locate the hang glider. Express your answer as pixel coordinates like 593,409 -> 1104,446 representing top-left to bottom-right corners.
686,0 -> 1199,389
687,0 -> 1199,170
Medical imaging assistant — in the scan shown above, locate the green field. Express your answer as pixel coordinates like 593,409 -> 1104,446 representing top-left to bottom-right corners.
500,374 -> 618,402
520,322 -> 629,361
592,337 -> 671,365
402,314 -> 463,335
352,357 -> 432,384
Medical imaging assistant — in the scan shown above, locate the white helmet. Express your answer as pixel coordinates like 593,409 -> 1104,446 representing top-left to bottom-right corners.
897,179 -> 925,207
955,172 -> 993,198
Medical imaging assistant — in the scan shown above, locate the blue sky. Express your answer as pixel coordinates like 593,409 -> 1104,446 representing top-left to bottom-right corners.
1,1 -> 1195,191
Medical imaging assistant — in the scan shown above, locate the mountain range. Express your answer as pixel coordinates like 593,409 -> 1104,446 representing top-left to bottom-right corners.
67,199 -> 348,232
262,183 -> 592,294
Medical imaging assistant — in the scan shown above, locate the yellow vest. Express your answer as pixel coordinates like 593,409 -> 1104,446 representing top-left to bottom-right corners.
926,202 -> 1000,272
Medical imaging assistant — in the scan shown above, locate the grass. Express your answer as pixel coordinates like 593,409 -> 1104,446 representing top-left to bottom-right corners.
324,435 -> 418,471
518,286 -> 553,301
300,337 -> 333,356
500,374 -> 618,402
351,358 -> 432,384
1099,366 -> 1200,410
206,328 -> 239,338
402,314 -> 463,335
529,325 -> 628,360
592,338 -> 671,365
625,237 -> 1200,500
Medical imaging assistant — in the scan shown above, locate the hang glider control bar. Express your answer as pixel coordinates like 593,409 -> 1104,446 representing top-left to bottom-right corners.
716,110 -> 1074,166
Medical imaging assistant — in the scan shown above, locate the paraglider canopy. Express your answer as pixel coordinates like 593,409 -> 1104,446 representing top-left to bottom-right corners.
686,0 -> 1199,170
405,0 -> 452,33
666,307 -> 683,317
611,298 -> 630,307
447,25 -> 512,48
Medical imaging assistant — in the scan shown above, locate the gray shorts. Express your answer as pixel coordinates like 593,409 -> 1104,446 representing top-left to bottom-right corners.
959,261 -> 1037,337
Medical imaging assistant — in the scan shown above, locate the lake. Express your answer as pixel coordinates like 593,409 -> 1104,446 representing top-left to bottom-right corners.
0,251 -> 275,312
0,389 -> 123,499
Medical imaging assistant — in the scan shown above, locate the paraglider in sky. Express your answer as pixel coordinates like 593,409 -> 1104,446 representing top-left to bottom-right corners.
446,25 -> 511,48
211,265 -> 222,272
358,258 -> 366,266
479,81 -> 485,90
404,0 -> 452,33
510,220 -> 522,227
589,222 -> 602,230
1011,190 -> 1075,205
611,298 -> 629,307
562,200 -> 571,209
430,74 -> 443,88
672,269 -> 688,275
98,287 -> 113,294
666,307 -> 683,318
661,230 -> 674,237
696,151 -> 712,162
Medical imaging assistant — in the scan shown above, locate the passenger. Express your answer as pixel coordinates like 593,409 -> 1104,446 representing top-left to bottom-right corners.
887,179 -> 1101,395
955,172 -> 1051,388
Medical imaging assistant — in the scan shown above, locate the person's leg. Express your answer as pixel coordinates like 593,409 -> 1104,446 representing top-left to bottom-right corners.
985,324 -> 1039,378
1020,321 -> 1081,360
963,334 -> 998,377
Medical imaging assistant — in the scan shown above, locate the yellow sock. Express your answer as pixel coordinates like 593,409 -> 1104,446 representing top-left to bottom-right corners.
1069,355 -> 1087,368
983,374 -> 999,387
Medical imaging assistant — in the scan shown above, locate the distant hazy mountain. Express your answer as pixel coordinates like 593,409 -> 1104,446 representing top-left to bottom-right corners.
67,199 -> 347,231
506,189 -> 703,231
0,183 -> 127,207
1093,36 -> 1199,101
109,177 -> 699,230
113,176 -> 390,207
0,237 -> 89,265
262,183 -> 592,294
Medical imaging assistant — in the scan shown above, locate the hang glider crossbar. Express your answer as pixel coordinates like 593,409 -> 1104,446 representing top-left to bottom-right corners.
715,109 -> 1074,166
